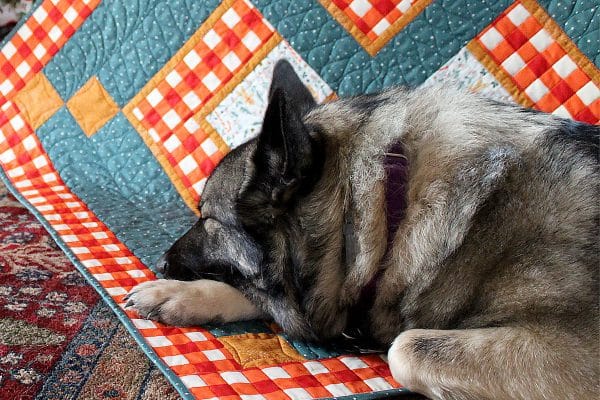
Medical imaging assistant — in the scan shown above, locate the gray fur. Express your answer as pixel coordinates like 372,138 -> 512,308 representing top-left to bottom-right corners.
129,62 -> 599,399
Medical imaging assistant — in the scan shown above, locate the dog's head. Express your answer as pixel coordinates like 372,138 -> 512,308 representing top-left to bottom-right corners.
157,60 -> 329,340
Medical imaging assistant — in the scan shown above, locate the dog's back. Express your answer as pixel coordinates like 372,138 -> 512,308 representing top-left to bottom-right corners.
396,102 -> 598,326
313,87 -> 599,399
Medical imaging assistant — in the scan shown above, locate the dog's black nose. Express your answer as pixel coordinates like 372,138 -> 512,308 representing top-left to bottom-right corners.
155,254 -> 167,274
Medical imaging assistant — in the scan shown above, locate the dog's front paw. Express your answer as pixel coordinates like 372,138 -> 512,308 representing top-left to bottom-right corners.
125,280 -> 213,326
388,331 -> 418,390
125,279 -> 263,326
125,280 -> 187,324
388,330 -> 452,400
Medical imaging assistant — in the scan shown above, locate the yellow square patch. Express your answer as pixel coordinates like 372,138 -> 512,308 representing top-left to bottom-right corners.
67,76 -> 119,137
220,333 -> 306,368
13,72 -> 63,130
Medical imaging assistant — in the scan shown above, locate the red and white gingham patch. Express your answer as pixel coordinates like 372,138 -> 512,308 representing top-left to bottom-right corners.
331,0 -> 422,41
473,1 -> 599,123
0,0 -> 101,105
128,315 -> 397,400
0,98 -> 400,399
128,0 -> 276,203
319,0 -> 432,55
0,100 -> 155,296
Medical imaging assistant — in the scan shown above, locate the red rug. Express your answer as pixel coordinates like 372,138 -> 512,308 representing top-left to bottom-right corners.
0,180 -> 180,399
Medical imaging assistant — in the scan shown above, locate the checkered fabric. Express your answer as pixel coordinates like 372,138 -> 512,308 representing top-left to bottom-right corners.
0,100 -> 155,298
0,0 -> 597,399
332,0 -> 419,40
0,101 -> 55,184
0,99 -> 399,398
127,0 -> 276,204
130,319 -> 395,400
0,0 -> 100,103
473,0 -> 599,123
320,0 -> 432,55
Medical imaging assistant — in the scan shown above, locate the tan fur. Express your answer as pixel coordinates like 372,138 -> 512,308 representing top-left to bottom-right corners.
305,86 -> 598,398
127,280 -> 264,325
129,80 -> 598,399
389,327 -> 598,400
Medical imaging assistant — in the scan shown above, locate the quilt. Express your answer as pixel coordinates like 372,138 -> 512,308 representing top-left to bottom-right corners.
0,0 -> 597,399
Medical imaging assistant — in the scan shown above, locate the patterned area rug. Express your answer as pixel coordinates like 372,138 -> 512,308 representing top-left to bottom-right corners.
0,178 -> 180,399
0,1 -> 33,38
0,0 -> 597,399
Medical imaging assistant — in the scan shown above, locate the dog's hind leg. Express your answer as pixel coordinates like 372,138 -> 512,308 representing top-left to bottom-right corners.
125,279 -> 265,326
387,327 -> 597,400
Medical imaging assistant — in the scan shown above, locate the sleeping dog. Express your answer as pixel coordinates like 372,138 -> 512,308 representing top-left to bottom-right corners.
127,60 -> 599,399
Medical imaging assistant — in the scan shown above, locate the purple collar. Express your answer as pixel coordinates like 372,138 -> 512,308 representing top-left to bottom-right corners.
383,142 -> 409,249
358,142 -> 408,297
343,142 -> 408,343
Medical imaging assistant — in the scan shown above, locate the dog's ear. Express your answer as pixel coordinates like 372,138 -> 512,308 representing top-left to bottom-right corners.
268,59 -> 315,115
252,61 -> 321,207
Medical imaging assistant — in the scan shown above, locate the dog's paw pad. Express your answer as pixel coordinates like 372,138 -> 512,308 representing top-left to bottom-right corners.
125,280 -> 184,323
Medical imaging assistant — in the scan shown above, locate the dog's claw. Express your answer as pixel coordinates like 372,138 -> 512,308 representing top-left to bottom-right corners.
123,292 -> 132,301
125,299 -> 134,308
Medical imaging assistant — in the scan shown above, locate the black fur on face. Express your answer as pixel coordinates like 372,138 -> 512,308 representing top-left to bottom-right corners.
158,60 -> 326,340
236,61 -> 324,235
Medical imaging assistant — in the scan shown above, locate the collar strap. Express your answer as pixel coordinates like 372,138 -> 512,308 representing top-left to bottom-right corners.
358,143 -> 408,299
384,142 -> 409,251
344,142 -> 409,342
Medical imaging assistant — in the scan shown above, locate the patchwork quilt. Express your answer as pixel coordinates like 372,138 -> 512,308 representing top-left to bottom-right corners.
0,0 -> 597,399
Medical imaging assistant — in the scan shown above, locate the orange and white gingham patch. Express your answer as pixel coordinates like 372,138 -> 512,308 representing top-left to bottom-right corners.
0,0 -> 101,105
0,98 -> 400,400
333,0 -> 418,40
153,120 -> 223,200
129,314 -> 398,400
470,0 -> 599,123
125,0 -> 278,210
320,0 -> 432,55
0,100 -> 155,298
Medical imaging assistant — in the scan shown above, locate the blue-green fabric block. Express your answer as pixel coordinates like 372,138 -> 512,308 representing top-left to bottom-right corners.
35,109 -> 196,267
254,0 -> 513,95
43,0 -> 219,106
